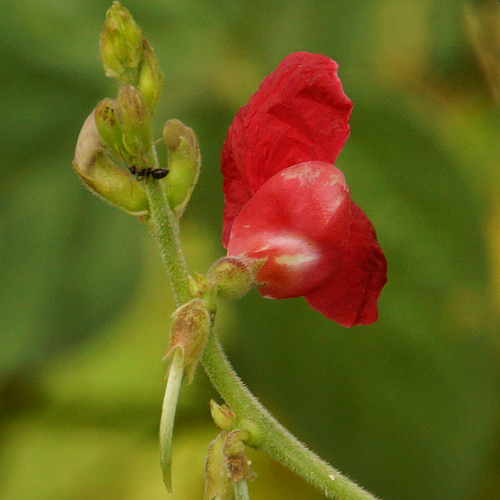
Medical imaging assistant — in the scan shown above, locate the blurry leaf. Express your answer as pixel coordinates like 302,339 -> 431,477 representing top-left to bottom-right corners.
0,164 -> 144,378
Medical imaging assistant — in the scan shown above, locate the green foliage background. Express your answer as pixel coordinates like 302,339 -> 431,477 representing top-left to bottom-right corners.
1,0 -> 500,499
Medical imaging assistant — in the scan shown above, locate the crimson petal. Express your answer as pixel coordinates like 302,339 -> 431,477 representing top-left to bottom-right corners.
222,52 -> 353,246
227,162 -> 352,298
304,202 -> 387,327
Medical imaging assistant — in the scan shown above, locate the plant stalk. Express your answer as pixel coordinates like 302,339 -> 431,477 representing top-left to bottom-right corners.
201,332 -> 380,500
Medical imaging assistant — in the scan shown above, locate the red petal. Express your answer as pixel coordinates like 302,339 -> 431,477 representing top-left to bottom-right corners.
222,52 -> 353,247
227,162 -> 352,298
305,202 -> 387,327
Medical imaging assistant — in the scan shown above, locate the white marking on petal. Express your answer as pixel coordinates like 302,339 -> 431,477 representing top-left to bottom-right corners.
281,164 -> 321,186
275,253 -> 317,267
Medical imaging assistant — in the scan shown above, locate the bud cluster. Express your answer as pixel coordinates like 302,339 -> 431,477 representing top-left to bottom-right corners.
74,1 -> 201,218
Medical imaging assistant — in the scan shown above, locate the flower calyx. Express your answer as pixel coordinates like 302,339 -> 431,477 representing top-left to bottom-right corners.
164,298 -> 210,382
207,256 -> 265,300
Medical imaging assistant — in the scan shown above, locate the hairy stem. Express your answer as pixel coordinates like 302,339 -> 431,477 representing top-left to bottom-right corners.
145,181 -> 191,305
201,333 -> 380,500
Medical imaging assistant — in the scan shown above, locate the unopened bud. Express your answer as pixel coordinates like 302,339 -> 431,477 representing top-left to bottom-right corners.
188,273 -> 209,298
94,98 -> 124,155
100,1 -> 143,82
162,119 -> 201,217
165,298 -> 210,382
73,110 -> 149,215
210,400 -> 235,430
118,84 -> 152,160
207,257 -> 260,300
138,38 -> 164,111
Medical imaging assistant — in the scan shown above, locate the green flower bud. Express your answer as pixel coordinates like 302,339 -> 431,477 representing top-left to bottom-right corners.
209,400 -> 264,448
118,84 -> 153,161
165,298 -> 210,382
162,119 -> 201,217
100,1 -> 143,83
73,110 -> 149,215
138,39 -> 164,111
188,273 -> 209,298
210,400 -> 235,431
235,419 -> 264,448
94,98 -> 125,155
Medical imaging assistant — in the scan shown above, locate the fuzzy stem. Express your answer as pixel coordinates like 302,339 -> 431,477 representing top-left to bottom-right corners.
144,177 -> 191,306
201,332 -> 380,500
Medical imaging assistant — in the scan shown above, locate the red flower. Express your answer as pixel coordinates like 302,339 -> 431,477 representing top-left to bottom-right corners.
221,52 -> 387,327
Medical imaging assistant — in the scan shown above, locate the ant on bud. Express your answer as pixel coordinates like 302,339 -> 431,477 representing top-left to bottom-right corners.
129,165 -> 169,181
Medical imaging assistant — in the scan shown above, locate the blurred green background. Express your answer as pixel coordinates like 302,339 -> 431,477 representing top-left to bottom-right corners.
1,0 -> 500,499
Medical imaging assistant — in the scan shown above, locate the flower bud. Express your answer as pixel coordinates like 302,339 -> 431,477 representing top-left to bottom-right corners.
100,1 -> 143,83
165,298 -> 210,382
162,119 -> 201,217
210,400 -> 235,430
138,39 -> 164,111
73,110 -> 149,215
118,84 -> 153,161
209,401 -> 263,448
207,257 -> 260,300
94,98 -> 125,155
188,273 -> 209,298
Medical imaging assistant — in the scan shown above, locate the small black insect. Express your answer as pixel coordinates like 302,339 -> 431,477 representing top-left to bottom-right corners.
129,165 -> 169,181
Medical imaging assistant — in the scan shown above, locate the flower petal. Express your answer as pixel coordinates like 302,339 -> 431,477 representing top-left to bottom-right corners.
304,202 -> 387,327
222,52 -> 353,246
227,162 -> 352,298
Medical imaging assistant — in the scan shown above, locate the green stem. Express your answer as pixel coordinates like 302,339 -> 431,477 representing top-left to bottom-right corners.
145,181 -> 191,305
144,157 -> 192,494
201,332 -> 380,500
